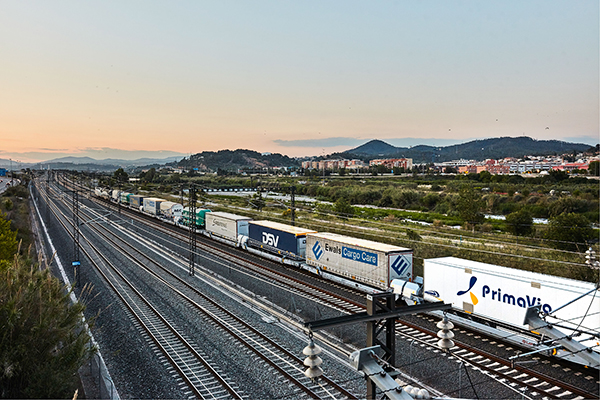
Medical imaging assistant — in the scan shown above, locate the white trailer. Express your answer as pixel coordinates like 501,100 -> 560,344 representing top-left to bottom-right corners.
305,232 -> 413,291
142,197 -> 165,215
423,257 -> 600,366
159,201 -> 183,218
111,189 -> 121,201
205,212 -> 251,244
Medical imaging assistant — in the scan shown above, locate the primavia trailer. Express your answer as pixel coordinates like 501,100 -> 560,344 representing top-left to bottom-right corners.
305,232 -> 413,291
422,257 -> 600,368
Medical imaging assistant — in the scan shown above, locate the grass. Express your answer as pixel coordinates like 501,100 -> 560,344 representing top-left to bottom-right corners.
200,192 -> 599,283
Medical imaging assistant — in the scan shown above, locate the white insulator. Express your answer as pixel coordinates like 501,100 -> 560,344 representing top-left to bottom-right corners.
403,385 -> 414,394
437,315 -> 455,350
303,355 -> 323,368
438,338 -> 455,350
408,386 -> 421,397
437,330 -> 455,340
303,337 -> 324,380
304,366 -> 323,379
303,339 -> 322,356
436,318 -> 454,330
417,388 -> 430,399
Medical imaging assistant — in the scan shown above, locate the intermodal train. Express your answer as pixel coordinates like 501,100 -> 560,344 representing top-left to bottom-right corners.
95,188 -> 413,293
95,188 -> 599,368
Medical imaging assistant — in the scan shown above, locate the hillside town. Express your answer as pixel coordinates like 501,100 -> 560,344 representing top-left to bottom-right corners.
301,153 -> 598,175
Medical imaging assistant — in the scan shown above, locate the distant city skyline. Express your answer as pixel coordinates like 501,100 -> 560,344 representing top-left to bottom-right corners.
1,1 -> 597,162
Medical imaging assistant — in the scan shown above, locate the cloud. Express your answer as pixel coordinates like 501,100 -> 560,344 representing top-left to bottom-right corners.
274,136 -> 469,150
0,148 -> 186,163
273,137 -> 365,148
561,136 -> 597,146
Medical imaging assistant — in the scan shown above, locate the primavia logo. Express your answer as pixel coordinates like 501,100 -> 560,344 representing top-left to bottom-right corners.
457,276 -> 479,305
457,275 -> 553,313
312,241 -> 323,260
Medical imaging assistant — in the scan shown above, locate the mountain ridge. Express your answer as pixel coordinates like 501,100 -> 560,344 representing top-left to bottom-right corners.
345,136 -> 593,162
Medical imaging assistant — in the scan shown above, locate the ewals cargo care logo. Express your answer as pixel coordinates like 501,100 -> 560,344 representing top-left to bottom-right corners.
341,247 -> 378,266
457,275 -> 553,313
390,255 -> 411,277
312,241 -> 323,260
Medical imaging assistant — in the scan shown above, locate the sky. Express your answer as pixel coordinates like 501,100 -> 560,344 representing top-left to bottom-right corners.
0,1 -> 598,162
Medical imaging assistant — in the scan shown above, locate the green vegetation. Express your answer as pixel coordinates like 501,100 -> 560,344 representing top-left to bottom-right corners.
81,166 -> 599,282
0,181 -> 95,398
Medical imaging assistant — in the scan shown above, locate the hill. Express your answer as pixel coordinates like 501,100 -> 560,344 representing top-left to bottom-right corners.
178,149 -> 300,172
38,155 -> 184,167
346,136 -> 592,162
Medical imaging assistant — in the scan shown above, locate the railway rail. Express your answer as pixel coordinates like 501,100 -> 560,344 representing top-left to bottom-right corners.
44,176 -> 600,399
37,179 -> 357,399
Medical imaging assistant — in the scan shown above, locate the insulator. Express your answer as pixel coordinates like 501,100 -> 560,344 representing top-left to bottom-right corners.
303,355 -> 323,368
303,337 -> 323,380
436,318 -> 454,331
417,388 -> 430,399
304,366 -> 323,379
303,339 -> 322,356
438,338 -> 455,349
408,386 -> 421,397
437,315 -> 455,350
404,385 -> 414,394
437,330 -> 455,340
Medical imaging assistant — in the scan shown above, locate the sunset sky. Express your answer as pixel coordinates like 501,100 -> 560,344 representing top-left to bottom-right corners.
1,1 -> 598,162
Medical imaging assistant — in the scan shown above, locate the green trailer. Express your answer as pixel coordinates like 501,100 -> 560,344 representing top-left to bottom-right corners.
182,207 -> 211,228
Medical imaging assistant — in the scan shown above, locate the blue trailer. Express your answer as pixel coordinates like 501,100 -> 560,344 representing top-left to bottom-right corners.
248,220 -> 317,259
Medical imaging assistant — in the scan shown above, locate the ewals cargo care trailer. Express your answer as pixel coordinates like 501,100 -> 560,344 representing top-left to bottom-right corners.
305,232 -> 413,291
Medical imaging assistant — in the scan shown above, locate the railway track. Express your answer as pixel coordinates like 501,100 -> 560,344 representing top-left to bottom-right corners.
53,178 -> 600,399
38,183 -> 245,399
38,180 -> 357,399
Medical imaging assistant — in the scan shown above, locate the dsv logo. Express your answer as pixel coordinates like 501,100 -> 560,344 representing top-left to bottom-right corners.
262,232 -> 280,247
457,276 -> 479,305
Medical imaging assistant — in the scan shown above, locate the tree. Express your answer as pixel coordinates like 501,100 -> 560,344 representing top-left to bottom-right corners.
545,212 -> 594,251
0,212 -> 17,269
406,228 -> 422,242
113,167 -> 128,185
589,161 -> 599,176
141,167 -> 157,183
456,185 -> 485,227
334,198 -> 354,218
505,209 -> 533,237
250,191 -> 265,211
0,216 -> 95,397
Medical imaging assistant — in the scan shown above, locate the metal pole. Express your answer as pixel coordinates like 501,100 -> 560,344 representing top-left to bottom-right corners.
72,190 -> 80,288
458,361 -> 462,398
290,185 -> 296,226
188,185 -> 196,276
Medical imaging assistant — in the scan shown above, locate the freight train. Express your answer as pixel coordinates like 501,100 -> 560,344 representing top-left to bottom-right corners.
94,188 -> 413,293
94,188 -> 599,368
